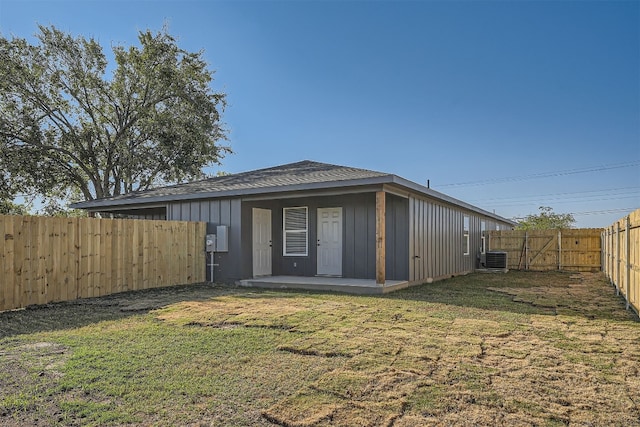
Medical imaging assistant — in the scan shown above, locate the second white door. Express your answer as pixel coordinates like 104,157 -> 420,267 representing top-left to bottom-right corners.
317,207 -> 342,276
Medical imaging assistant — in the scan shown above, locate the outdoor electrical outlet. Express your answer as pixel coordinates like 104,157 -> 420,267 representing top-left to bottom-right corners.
293,262 -> 297,268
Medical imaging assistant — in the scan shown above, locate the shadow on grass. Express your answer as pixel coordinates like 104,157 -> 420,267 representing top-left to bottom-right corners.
0,283 -> 269,339
2,271 -> 636,339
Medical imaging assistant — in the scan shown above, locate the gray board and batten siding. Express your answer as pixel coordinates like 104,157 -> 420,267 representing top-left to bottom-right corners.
408,196 -> 508,283
241,193 -> 409,282
167,198 -> 242,282
71,161 -> 516,286
166,193 -> 409,283
164,192 -> 510,285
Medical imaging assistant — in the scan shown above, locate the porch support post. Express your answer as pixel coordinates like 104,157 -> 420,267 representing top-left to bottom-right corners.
376,191 -> 386,285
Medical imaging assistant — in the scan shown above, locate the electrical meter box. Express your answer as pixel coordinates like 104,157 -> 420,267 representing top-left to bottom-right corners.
205,234 -> 216,253
204,226 -> 228,253
216,225 -> 228,252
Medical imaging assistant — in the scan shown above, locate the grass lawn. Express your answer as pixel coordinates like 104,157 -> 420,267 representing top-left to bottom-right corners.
1,271 -> 638,426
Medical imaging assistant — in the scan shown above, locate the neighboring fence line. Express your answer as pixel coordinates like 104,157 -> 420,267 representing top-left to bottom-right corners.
602,208 -> 640,314
488,228 -> 602,272
0,215 -> 206,312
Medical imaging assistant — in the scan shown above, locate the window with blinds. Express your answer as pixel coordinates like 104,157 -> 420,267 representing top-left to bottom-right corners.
283,207 -> 308,256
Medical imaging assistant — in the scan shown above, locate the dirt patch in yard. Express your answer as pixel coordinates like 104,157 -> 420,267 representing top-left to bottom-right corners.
0,341 -> 70,426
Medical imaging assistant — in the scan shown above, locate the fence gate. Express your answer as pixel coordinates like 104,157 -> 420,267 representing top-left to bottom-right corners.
488,229 -> 602,272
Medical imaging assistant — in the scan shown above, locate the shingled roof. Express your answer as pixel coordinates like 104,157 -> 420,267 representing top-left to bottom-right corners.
71,160 -> 392,209
70,160 -> 516,225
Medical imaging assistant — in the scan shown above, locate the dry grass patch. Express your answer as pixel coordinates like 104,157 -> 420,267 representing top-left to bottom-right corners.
152,272 -> 640,426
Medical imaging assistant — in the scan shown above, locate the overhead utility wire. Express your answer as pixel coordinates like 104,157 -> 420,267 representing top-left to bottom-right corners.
485,193 -> 640,208
467,186 -> 640,203
438,161 -> 640,188
512,207 -> 638,220
571,207 -> 639,216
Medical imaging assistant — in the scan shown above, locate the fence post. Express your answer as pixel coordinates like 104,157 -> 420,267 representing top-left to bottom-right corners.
610,225 -> 614,284
626,216 -> 631,310
616,222 -> 621,296
604,229 -> 608,278
609,227 -> 612,280
600,231 -> 603,274
525,231 -> 529,270
558,230 -> 562,271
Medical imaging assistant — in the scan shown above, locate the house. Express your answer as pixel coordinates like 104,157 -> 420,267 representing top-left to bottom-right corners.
71,160 -> 516,293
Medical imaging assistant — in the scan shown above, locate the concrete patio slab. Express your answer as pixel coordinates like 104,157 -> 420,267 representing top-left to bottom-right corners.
238,276 -> 410,295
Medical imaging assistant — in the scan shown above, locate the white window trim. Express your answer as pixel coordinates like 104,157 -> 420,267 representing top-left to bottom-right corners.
283,206 -> 308,256
463,215 -> 470,256
464,233 -> 470,256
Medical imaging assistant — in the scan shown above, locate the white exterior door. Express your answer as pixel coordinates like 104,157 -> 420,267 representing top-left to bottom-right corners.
252,208 -> 272,277
317,207 -> 342,276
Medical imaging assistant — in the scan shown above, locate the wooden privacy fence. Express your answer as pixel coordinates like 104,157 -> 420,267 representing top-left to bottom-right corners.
0,215 -> 206,312
602,208 -> 640,313
488,229 -> 602,272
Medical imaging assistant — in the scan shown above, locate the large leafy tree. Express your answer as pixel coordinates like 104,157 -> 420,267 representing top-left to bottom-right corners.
516,206 -> 575,230
0,199 -> 29,215
0,25 -> 229,206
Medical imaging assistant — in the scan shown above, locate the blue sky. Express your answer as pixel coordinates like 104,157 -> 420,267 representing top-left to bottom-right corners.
1,0 -> 638,227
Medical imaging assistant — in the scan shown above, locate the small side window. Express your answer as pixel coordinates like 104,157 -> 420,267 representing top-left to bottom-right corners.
480,221 -> 486,254
463,215 -> 470,256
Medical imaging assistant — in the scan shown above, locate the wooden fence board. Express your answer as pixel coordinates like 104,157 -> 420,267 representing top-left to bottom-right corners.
153,223 -> 161,287
0,218 -> 5,309
0,215 -> 207,312
142,222 -> 150,290
103,220 -> 113,296
116,220 -> 124,293
111,220 -> 119,293
488,228 -> 603,272
4,218 -> 13,306
133,220 -> 143,291
55,218 -> 64,302
78,218 -> 87,298
11,216 -> 18,305
35,216 -> 46,306
177,222 -> 187,286
47,218 -> 57,302
66,217 -> 77,302
603,209 -> 640,314
97,219 -> 106,297
19,217 -> 29,306
88,219 -> 97,298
